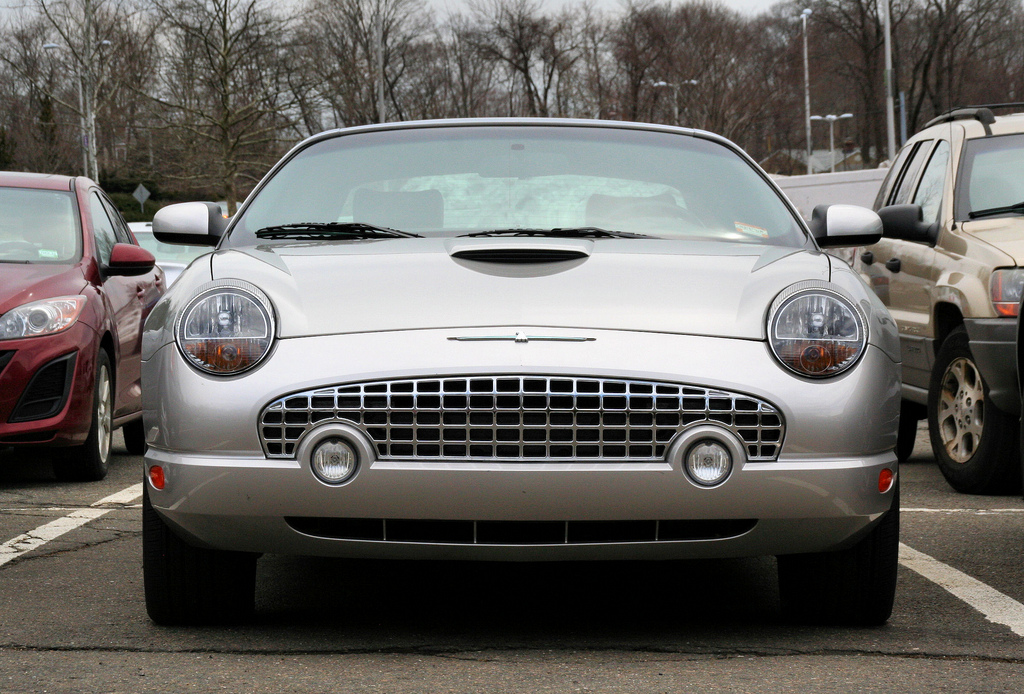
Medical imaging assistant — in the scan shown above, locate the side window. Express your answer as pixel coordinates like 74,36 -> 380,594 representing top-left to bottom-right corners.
100,196 -> 132,244
891,140 -> 933,206
912,140 -> 950,225
874,144 -> 914,210
89,192 -> 118,265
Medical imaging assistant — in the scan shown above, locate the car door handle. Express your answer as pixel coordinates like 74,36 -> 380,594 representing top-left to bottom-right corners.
860,251 -> 874,265
885,258 -> 901,273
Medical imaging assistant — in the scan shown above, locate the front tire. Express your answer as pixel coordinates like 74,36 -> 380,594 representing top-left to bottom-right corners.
143,484 -> 257,625
778,485 -> 899,626
928,326 -> 1019,494
121,418 -> 146,455
53,351 -> 113,482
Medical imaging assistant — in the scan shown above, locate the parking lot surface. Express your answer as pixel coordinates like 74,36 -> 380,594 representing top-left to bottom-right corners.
2,425 -> 1024,692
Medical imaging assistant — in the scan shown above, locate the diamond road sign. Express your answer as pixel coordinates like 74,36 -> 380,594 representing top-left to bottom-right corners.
132,184 -> 150,211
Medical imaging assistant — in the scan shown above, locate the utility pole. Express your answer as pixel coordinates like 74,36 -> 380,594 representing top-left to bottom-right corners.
376,2 -> 385,124
800,9 -> 813,175
883,0 -> 897,161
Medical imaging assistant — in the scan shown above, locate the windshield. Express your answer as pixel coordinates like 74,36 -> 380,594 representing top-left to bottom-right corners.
229,125 -> 805,248
133,230 -> 209,265
0,187 -> 80,263
956,133 -> 1024,222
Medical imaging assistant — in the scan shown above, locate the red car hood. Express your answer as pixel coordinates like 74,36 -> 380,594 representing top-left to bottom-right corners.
0,263 -> 88,316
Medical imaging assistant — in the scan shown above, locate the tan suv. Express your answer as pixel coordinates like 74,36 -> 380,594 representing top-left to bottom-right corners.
858,106 -> 1024,493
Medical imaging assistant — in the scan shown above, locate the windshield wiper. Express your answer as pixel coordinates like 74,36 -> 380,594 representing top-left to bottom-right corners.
255,222 -> 422,239
462,227 -> 650,239
968,201 -> 1024,220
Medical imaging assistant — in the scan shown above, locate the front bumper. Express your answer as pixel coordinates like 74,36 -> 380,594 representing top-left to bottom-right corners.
964,318 -> 1019,415
143,326 -> 900,560
0,322 -> 98,446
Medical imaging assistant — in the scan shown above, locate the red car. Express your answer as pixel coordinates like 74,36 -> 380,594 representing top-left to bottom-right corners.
0,172 -> 162,480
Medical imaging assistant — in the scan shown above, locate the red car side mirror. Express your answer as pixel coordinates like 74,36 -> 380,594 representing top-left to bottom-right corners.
107,243 -> 156,276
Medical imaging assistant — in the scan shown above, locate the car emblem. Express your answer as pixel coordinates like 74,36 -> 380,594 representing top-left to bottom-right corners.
447,332 -> 595,343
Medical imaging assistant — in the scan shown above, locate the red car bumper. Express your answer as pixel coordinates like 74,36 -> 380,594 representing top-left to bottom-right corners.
0,322 -> 99,447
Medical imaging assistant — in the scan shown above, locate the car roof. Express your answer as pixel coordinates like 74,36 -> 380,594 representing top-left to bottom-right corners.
913,110 -> 1024,142
0,171 -> 76,191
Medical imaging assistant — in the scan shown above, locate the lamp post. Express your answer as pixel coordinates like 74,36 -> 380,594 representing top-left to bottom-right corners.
43,36 -> 109,181
883,0 -> 896,160
810,113 -> 853,173
650,79 -> 698,126
798,8 -> 812,175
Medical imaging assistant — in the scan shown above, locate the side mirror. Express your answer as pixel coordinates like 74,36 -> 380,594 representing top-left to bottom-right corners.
107,243 -> 156,276
808,204 -> 883,248
152,202 -> 228,246
877,204 -> 938,245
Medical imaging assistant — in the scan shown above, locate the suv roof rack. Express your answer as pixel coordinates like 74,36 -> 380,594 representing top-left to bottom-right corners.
924,107 -> 996,135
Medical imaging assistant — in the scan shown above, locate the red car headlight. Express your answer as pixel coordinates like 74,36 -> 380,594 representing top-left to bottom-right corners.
0,295 -> 87,340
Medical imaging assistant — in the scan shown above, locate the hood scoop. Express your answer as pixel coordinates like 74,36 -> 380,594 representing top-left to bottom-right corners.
446,238 -> 593,265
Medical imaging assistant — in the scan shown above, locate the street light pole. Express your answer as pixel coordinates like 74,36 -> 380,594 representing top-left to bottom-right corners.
883,0 -> 897,160
44,42 -> 88,178
810,113 -> 854,173
800,8 -> 813,175
43,0 -> 108,182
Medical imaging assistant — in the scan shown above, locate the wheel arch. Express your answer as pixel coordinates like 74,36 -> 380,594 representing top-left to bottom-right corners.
933,302 -> 964,353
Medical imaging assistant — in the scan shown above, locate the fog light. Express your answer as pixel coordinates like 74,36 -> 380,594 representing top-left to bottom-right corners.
311,438 -> 358,484
149,465 -> 165,490
685,439 -> 732,486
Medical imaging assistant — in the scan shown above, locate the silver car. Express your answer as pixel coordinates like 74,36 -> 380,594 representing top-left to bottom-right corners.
142,119 -> 901,626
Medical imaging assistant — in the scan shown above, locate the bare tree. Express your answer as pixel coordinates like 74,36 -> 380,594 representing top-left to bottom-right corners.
151,0 -> 301,212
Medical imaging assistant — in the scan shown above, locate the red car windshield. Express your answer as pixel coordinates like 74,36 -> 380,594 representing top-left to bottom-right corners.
0,187 -> 80,263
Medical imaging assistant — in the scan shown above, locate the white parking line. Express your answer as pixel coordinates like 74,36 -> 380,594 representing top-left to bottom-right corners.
899,542 -> 1024,637
904,507 -> 1024,514
0,483 -> 143,568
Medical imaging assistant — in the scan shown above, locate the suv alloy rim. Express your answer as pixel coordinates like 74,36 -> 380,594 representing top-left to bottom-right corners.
936,357 -> 985,464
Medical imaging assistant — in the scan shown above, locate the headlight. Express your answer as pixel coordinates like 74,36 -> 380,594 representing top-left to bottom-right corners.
768,282 -> 867,378
175,281 -> 275,375
0,295 -> 86,340
989,268 -> 1024,317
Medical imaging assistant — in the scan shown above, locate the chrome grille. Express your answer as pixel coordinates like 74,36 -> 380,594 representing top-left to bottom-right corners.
260,376 -> 784,462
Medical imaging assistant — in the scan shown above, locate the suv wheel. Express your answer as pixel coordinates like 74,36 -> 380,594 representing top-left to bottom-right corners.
928,326 -> 1020,494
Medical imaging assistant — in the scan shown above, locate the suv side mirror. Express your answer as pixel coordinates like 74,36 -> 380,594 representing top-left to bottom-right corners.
808,204 -> 883,248
152,202 -> 228,246
877,204 -> 938,245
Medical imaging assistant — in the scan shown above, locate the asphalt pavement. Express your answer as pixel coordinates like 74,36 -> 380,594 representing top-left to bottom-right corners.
2,424 -> 1024,692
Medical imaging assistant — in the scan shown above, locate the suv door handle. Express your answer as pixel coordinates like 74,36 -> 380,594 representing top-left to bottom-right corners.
885,258 -> 902,273
860,251 -> 874,265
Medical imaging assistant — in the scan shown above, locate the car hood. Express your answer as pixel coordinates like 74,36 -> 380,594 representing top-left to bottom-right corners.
0,262 -> 87,315
961,217 -> 1024,264
209,238 -> 832,341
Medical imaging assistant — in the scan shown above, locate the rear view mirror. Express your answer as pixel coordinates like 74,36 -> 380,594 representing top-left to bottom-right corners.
808,204 -> 883,248
152,202 -> 228,246
877,204 -> 938,245
107,243 -> 155,276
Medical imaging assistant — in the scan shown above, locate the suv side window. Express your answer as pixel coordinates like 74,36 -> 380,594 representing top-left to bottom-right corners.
89,192 -> 118,265
890,140 -> 933,206
873,144 -> 914,210
912,140 -> 950,225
